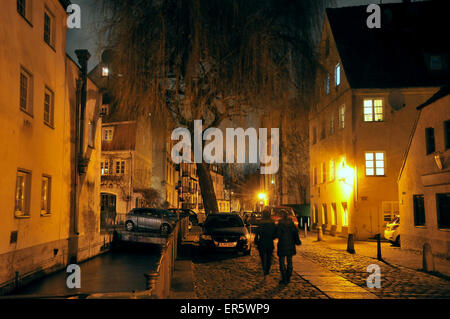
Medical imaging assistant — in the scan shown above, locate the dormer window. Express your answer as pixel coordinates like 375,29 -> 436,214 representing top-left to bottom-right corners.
430,55 -> 442,70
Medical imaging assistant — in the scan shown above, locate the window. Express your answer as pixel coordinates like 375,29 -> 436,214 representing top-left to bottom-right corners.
17,0 -> 31,22
100,105 -> 109,116
436,193 -> 450,229
103,128 -> 113,141
326,74 -> 330,95
413,195 -> 425,226
335,63 -> 341,87
445,120 -> 450,150
20,67 -> 33,115
44,9 -> 55,47
339,105 -> 345,129
365,152 -> 385,176
44,87 -> 54,127
102,67 -> 109,77
313,167 -> 317,185
115,161 -> 125,174
363,99 -> 383,122
425,127 -> 435,154
320,122 -> 326,140
312,127 -> 317,144
330,113 -> 335,135
101,161 -> 109,175
41,176 -> 51,215
382,201 -> 399,223
321,162 -> 327,183
15,170 -> 31,217
329,160 -> 335,181
430,55 -> 442,70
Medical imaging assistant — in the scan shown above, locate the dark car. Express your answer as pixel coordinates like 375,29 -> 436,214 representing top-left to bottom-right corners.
265,206 -> 299,228
244,211 -> 264,230
124,208 -> 177,234
167,208 -> 199,226
199,213 -> 251,255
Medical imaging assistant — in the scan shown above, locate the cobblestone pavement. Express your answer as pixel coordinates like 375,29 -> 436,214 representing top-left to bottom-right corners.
298,236 -> 450,299
192,248 -> 328,299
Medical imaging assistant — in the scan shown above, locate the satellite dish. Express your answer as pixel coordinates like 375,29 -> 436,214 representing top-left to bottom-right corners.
389,91 -> 406,111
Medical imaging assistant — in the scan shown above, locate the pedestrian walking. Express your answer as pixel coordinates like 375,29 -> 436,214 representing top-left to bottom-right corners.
254,210 -> 277,282
276,210 -> 301,285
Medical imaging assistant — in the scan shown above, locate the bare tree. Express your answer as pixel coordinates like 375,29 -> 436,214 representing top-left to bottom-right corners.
100,0 -> 331,214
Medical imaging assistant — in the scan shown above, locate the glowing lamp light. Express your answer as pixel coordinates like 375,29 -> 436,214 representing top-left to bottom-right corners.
102,67 -> 109,77
258,193 -> 266,200
338,165 -> 354,184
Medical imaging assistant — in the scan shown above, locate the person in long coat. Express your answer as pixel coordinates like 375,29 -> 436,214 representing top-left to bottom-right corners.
254,210 -> 277,281
276,210 -> 299,284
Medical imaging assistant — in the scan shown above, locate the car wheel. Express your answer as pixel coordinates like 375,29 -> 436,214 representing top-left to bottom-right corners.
160,224 -> 171,235
395,235 -> 400,247
125,221 -> 134,232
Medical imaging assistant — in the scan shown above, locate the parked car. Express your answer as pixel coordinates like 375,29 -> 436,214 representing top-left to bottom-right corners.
199,213 -> 251,255
265,205 -> 299,228
384,216 -> 400,246
167,208 -> 199,226
124,208 -> 177,234
244,211 -> 264,229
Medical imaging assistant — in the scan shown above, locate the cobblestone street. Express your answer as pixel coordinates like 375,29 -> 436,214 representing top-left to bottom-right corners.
192,232 -> 450,299
193,248 -> 328,299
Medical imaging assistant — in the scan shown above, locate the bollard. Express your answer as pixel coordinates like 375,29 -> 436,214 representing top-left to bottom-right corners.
347,234 -> 355,254
304,222 -> 308,238
317,225 -> 323,241
375,233 -> 382,260
422,243 -> 435,272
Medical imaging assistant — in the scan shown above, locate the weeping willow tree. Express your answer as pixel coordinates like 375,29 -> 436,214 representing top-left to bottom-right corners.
100,0 -> 331,214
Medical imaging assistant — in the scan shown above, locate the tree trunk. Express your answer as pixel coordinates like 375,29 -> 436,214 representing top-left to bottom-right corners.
196,162 -> 219,215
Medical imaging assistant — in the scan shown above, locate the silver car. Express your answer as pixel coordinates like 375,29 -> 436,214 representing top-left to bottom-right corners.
124,208 -> 177,234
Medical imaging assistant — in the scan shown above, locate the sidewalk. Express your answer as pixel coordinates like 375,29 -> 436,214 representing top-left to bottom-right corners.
292,255 -> 378,299
305,231 -> 450,278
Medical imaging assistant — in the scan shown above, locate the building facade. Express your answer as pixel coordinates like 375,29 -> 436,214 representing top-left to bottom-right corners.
398,86 -> 450,257
309,3 -> 447,239
0,0 -> 105,294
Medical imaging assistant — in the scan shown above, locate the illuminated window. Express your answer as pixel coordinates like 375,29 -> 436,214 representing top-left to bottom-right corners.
103,128 -> 113,141
15,170 -> 31,217
20,67 -> 33,115
101,161 -> 109,175
365,152 -> 385,176
44,87 -> 54,127
335,63 -> 340,87
339,105 -> 345,129
363,99 -> 383,122
329,160 -> 335,181
41,176 -> 51,215
102,67 -> 109,77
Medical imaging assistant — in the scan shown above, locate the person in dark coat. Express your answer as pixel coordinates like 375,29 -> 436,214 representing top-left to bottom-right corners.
254,210 -> 277,281
276,210 -> 299,284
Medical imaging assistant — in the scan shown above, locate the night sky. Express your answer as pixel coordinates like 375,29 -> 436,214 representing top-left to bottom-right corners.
66,0 -> 406,71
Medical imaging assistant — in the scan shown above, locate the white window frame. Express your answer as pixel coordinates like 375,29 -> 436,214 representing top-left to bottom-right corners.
365,151 -> 386,176
363,98 -> 384,122
103,128 -> 113,141
101,161 -> 109,175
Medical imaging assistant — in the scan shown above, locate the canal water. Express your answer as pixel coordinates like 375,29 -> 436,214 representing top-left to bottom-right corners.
11,243 -> 161,297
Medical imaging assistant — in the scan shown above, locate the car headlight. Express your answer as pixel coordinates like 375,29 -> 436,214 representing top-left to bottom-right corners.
200,234 -> 212,240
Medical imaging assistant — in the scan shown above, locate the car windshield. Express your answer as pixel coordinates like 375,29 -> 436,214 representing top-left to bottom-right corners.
271,208 -> 295,217
205,215 -> 244,228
